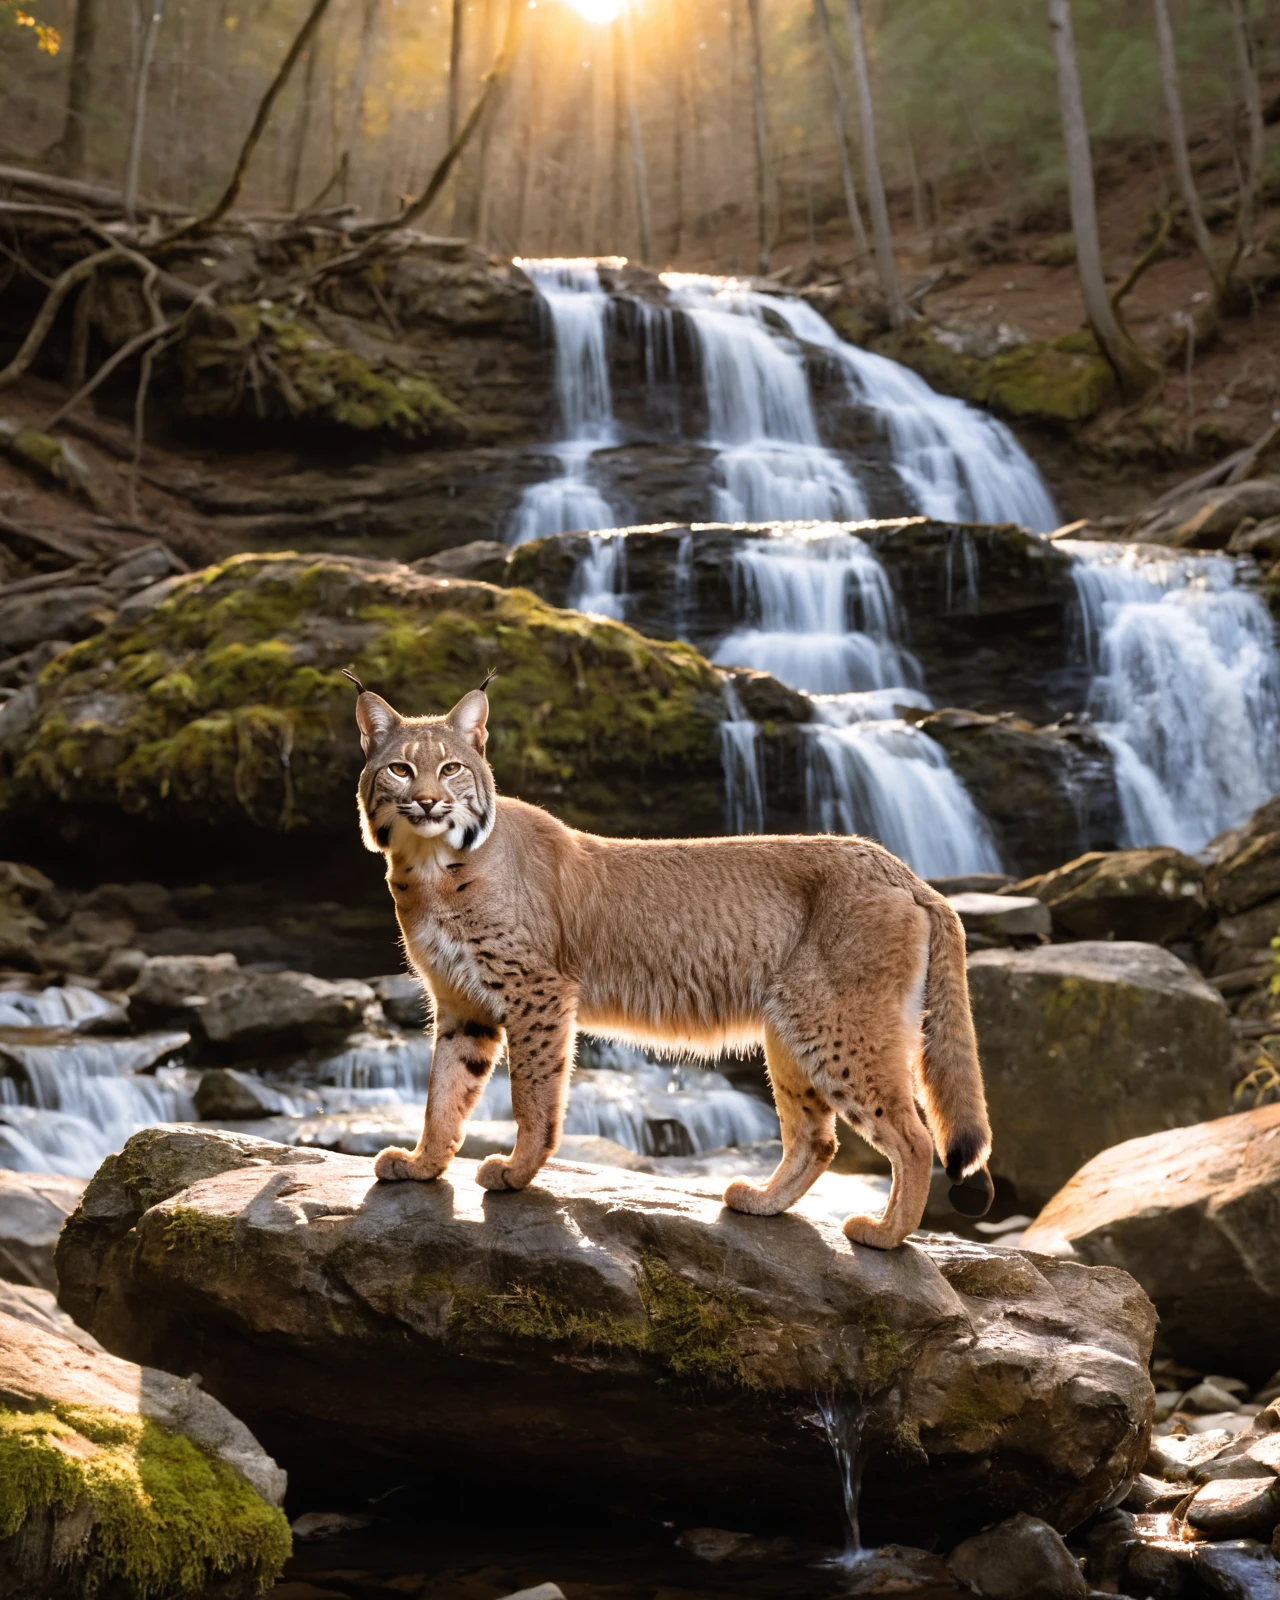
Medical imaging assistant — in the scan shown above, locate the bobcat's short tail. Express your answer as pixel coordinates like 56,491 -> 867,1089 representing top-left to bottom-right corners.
916,897 -> 994,1217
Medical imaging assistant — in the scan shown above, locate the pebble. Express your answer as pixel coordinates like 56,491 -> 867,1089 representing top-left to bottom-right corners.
288,1511 -> 374,1541
1149,1431 -> 1235,1479
949,1512 -> 1089,1599
1248,1436 -> 1280,1472
676,1528 -> 795,1563
1186,1383 -> 1251,1415
1188,1477 -> 1280,1540
1123,1474 -> 1191,1512
1194,1540 -> 1280,1600
1192,1414 -> 1258,1436
494,1587 -> 566,1600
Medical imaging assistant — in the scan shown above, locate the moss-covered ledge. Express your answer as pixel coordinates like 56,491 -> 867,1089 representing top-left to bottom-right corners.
0,551 -> 729,847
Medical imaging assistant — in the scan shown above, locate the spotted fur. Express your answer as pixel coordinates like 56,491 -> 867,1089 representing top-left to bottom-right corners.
354,687 -> 992,1249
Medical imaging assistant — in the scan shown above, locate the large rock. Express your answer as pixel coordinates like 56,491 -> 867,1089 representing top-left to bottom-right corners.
200,970 -> 374,1053
1021,1106 -> 1280,1384
1209,832 -> 1280,917
0,1170 -> 85,1292
56,1127 -> 1157,1548
0,1307 -> 289,1598
0,551 -> 732,865
1008,848 -> 1208,944
967,942 -> 1233,1208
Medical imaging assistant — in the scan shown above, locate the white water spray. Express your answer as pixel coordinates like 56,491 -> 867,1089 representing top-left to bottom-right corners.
1064,540 -> 1280,852
510,259 -> 621,545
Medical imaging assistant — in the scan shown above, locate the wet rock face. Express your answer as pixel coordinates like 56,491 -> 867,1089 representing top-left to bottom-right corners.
0,1306 -> 289,1598
0,1170 -> 86,1293
1008,847 -> 1209,944
56,1126 -> 1156,1548
0,551 -> 728,869
504,518 -> 1082,725
967,942 -> 1234,1209
1021,1105 -> 1280,1384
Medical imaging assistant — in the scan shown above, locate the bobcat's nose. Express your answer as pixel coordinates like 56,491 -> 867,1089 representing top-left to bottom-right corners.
413,795 -> 443,817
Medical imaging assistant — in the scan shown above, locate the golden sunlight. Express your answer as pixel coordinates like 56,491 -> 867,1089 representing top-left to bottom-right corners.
563,0 -> 625,25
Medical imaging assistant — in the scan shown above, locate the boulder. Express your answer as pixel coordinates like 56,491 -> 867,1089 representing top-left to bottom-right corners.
194,1068 -> 300,1120
1008,848 -> 1208,944
0,1170 -> 85,1292
1194,1540 -> 1280,1600
0,552 -> 731,864
56,1126 -> 1157,1548
0,585 -> 113,654
947,892 -> 1051,945
1021,1105 -> 1280,1383
1202,897 -> 1280,978
947,1513 -> 1088,1599
1187,1477 -> 1280,1540
371,973 -> 427,1030
128,952 -> 243,1029
0,1309 -> 290,1598
967,942 -> 1233,1208
0,1279 -> 101,1351
200,971 -> 374,1053
1209,833 -> 1280,917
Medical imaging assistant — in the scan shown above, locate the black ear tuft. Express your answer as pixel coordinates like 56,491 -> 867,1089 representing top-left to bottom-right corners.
478,667 -> 498,693
342,666 -> 367,694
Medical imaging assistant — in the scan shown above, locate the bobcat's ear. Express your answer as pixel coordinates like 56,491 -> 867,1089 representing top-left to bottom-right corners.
446,689 -> 489,751
355,692 -> 402,754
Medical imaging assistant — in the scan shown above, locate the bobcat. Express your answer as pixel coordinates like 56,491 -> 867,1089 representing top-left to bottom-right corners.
352,679 -> 994,1248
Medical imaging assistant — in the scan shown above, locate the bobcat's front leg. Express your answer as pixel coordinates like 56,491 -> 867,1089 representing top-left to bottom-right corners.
476,989 -> 576,1193
374,1008 -> 503,1182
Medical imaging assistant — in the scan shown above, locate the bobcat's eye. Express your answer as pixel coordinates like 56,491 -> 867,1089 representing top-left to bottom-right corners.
387,761 -> 413,779
439,760 -> 463,777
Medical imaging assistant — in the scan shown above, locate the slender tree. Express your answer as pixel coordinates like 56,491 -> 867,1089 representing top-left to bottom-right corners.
1152,0 -> 1222,301
56,0 -> 101,176
846,0 -> 906,324
811,0 -> 869,256
745,0 -> 771,272
123,0 -> 167,216
620,9 -> 653,261
344,0 -> 382,196
1046,0 -> 1157,395
1228,0 -> 1265,273
285,38 -> 320,212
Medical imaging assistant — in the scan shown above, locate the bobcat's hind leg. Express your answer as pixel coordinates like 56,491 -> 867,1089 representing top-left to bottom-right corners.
374,1010 -> 503,1182
838,1092 -> 934,1250
723,1025 -> 836,1216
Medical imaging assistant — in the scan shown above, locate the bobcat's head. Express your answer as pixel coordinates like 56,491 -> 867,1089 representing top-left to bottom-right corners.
354,686 -> 496,856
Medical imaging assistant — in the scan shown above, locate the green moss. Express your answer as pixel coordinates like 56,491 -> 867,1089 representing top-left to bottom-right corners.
4,552 -> 726,839
179,302 -> 460,441
846,1301 -> 903,1392
426,1252 -> 765,1389
0,1401 -> 290,1597
158,1205 -> 238,1256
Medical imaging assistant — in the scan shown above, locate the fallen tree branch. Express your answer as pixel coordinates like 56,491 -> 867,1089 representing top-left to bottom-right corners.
43,319 -> 178,430
0,201 -> 204,304
167,0 -> 336,240
0,162 -> 185,217
1225,415 -> 1280,485
0,246 -> 120,392
1111,208 -> 1173,313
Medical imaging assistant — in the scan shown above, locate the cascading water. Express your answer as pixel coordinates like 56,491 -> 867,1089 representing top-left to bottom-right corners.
711,526 -> 918,695
661,273 -> 870,524
566,531 -> 627,620
765,295 -> 1059,532
1063,540 -> 1280,852
509,259 -> 621,546
804,692 -> 1004,877
720,682 -> 766,833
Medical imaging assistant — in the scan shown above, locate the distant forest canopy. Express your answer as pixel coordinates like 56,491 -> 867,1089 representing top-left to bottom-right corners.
0,0 -> 1273,266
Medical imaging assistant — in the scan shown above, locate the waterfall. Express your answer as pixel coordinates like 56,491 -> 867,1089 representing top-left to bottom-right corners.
711,525 -> 918,695
803,693 -> 1004,877
509,259 -> 620,545
566,531 -> 627,620
720,682 -> 766,833
763,294 -> 1060,532
1063,540 -> 1280,853
661,273 -> 870,523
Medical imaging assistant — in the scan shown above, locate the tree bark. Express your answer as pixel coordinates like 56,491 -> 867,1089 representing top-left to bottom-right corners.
57,0 -> 101,177
123,0 -> 166,217
811,0 -> 869,255
745,0 -> 771,273
344,0 -> 382,194
448,0 -> 465,142
1151,0 -> 1221,300
1046,0 -> 1157,395
620,10 -> 653,262
285,38 -> 319,213
1229,0 -> 1264,266
846,0 -> 906,324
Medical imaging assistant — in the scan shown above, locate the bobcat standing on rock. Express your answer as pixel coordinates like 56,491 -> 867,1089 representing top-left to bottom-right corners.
352,678 -> 994,1249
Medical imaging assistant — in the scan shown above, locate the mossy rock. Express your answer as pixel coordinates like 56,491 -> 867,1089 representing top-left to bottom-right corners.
178,302 -> 463,443
0,552 -> 727,846
0,1309 -> 289,1599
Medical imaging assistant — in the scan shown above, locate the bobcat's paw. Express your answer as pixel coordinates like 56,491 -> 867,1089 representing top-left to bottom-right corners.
842,1212 -> 906,1250
475,1153 -> 521,1191
373,1147 -> 442,1182
723,1178 -> 787,1216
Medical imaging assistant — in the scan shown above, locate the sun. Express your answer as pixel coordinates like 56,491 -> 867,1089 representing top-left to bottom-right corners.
564,0 -> 624,23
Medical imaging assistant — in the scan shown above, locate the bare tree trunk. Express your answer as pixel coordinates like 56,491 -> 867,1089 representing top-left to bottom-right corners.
903,120 -> 927,233
611,20 -> 626,251
671,53 -> 686,259
1152,0 -> 1221,299
285,38 -> 319,212
123,0 -> 167,217
621,10 -> 653,262
448,0 -> 465,142
1047,0 -> 1157,395
811,0 -> 869,255
1229,0 -> 1265,268
344,0 -> 381,197
57,0 -> 101,177
846,0 -> 906,324
513,34 -> 538,253
745,0 -> 771,273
